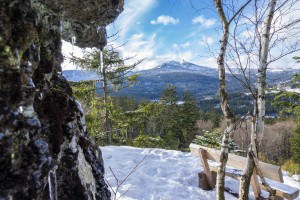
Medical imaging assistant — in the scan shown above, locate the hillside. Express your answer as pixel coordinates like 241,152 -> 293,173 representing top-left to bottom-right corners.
118,61 -> 221,100
63,60 -> 300,101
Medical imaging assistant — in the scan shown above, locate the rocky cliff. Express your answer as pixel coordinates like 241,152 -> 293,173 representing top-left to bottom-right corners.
0,0 -> 123,199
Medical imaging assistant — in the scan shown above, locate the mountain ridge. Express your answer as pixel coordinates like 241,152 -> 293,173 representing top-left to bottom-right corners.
63,60 -> 300,101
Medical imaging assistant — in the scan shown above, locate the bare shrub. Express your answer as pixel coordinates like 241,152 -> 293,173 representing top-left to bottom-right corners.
232,121 -> 252,151
233,120 -> 296,163
196,119 -> 214,132
261,121 -> 296,163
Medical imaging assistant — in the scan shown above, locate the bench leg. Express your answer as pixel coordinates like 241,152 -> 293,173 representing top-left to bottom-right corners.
251,168 -> 262,200
198,171 -> 217,190
198,172 -> 212,190
198,149 -> 215,189
251,168 -> 261,199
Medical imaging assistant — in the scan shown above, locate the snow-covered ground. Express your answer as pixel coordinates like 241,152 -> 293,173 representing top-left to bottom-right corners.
101,146 -> 300,200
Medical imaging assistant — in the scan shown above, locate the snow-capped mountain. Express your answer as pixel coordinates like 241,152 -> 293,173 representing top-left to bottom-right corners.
63,60 -> 299,101
62,70 -> 99,82
140,60 -> 218,77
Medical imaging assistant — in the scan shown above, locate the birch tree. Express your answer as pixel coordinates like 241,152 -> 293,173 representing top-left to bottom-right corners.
213,1 -> 252,199
238,1 -> 277,198
212,0 -> 300,199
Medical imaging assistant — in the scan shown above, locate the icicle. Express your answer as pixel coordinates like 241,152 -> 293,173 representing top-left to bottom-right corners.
15,49 -> 20,68
59,16 -> 63,33
71,36 -> 77,69
39,92 -> 44,100
99,50 -> 103,74
48,165 -> 58,200
97,26 -> 106,77
71,36 -> 76,51
18,106 -> 23,113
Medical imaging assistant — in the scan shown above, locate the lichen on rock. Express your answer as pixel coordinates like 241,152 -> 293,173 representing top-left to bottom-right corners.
0,0 -> 123,199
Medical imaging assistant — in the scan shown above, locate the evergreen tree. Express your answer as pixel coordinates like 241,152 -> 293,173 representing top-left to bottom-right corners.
180,91 -> 200,146
158,85 -> 181,148
160,84 -> 178,104
291,126 -> 300,163
274,58 -> 300,164
70,80 -> 106,142
70,47 -> 142,143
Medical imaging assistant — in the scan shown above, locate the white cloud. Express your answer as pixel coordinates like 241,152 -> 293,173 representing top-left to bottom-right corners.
199,56 -> 218,68
107,0 -> 157,38
156,51 -> 193,62
172,43 -> 179,50
115,33 -> 159,70
172,42 -> 190,50
181,42 -> 190,48
192,15 -> 216,28
119,34 -> 203,70
179,51 -> 194,60
192,16 -> 205,24
200,35 -> 214,45
150,15 -> 180,25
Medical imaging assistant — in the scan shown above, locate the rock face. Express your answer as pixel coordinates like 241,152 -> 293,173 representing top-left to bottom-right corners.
31,0 -> 123,47
0,0 -> 123,199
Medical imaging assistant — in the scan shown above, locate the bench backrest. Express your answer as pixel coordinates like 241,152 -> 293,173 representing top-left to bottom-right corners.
189,143 -> 284,183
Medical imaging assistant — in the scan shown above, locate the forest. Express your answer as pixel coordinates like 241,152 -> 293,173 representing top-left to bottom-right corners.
70,64 -> 300,175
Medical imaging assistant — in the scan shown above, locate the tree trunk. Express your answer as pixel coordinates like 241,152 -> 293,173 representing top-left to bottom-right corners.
103,70 -> 112,144
213,0 -> 252,199
257,0 -> 276,143
216,124 -> 235,199
214,1 -> 238,199
239,112 -> 257,200
239,149 -> 255,200
239,1 -> 277,199
215,26 -> 236,200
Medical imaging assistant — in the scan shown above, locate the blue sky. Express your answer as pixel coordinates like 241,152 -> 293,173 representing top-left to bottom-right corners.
62,0 -> 300,71
106,0 -> 221,70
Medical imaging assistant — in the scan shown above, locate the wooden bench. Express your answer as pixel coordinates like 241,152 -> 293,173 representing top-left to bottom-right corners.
189,143 -> 300,200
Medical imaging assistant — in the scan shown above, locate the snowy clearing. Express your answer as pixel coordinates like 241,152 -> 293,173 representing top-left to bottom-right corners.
101,146 -> 300,200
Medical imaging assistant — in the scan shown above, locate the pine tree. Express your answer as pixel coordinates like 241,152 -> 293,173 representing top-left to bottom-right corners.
274,57 -> 300,164
70,47 -> 143,144
291,126 -> 300,164
180,91 -> 200,146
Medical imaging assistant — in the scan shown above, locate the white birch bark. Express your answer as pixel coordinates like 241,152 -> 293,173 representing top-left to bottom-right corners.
239,1 -> 277,199
256,0 -> 277,144
214,2 -> 236,199
213,1 -> 251,199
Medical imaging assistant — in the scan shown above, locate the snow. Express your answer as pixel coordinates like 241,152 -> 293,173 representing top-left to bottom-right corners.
141,60 -> 218,77
292,175 -> 300,182
101,146 -> 300,200
286,88 -> 300,93
75,100 -> 84,114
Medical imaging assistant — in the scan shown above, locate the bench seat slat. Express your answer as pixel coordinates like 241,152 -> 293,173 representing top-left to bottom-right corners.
190,143 -> 283,182
208,164 -> 299,200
